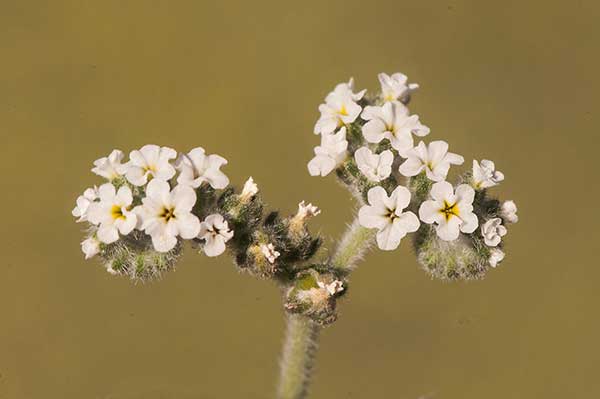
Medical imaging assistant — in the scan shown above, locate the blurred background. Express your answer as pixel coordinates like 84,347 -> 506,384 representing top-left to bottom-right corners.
1,0 -> 598,398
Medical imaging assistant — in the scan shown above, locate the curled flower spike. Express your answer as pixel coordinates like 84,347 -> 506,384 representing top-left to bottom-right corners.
198,214 -> 233,257
137,179 -> 201,252
418,181 -> 478,241
361,101 -> 429,156
472,159 -> 504,189
399,140 -> 464,182
176,147 -> 229,189
87,183 -> 137,244
354,147 -> 394,182
359,186 -> 420,250
126,144 -> 177,186
307,128 -> 348,176
92,149 -> 127,180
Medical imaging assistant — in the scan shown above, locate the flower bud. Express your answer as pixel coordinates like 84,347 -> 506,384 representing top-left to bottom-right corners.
500,200 -> 518,223
413,225 -> 492,281
283,268 -> 346,325
99,231 -> 182,282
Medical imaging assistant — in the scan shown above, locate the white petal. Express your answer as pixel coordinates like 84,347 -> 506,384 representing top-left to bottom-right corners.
97,224 -> 119,244
116,186 -> 133,206
459,212 -> 479,234
362,119 -> 386,143
308,154 -> 336,177
376,224 -> 402,251
176,213 -> 201,239
436,217 -> 461,241
396,211 -> 420,233
418,200 -> 443,224
428,141 -> 449,164
146,179 -> 171,202
171,185 -> 197,212
398,157 -> 424,177
390,185 -> 411,211
430,181 -> 455,202
204,235 -> 227,257
358,205 -> 388,230
455,184 -> 475,205
116,212 -> 137,235
151,232 -> 178,252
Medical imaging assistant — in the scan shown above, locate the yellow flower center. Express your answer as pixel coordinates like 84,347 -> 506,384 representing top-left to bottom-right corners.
439,200 -> 459,221
111,205 -> 125,220
338,104 -> 348,116
160,206 -> 176,222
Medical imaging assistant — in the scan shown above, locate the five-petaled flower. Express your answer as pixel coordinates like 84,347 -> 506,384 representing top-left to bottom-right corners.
481,217 -> 507,247
72,187 -> 98,223
92,149 -> 127,180
307,127 -> 348,177
136,179 -> 201,252
198,214 -> 234,257
176,147 -> 229,189
361,102 -> 429,156
500,200 -> 518,223
354,147 -> 394,182
261,243 -> 280,264
87,183 -> 137,244
399,140 -> 464,182
125,144 -> 177,186
378,72 -> 419,103
314,79 -> 365,135
358,186 -> 420,251
472,159 -> 504,189
418,181 -> 478,241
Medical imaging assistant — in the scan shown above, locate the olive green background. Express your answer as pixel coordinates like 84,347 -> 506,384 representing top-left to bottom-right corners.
1,1 -> 597,398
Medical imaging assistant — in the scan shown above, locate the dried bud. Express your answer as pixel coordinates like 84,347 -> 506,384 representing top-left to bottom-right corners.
239,176 -> 259,203
283,268 -> 345,325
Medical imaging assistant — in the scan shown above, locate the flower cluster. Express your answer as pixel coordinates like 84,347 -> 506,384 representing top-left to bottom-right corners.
309,73 -> 519,280
73,145 -> 325,296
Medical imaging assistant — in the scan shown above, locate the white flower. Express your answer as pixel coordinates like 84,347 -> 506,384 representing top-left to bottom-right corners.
260,243 -> 280,264
399,140 -> 464,182
378,72 -> 419,103
136,179 -> 201,252
81,236 -> 100,259
481,218 -> 507,247
358,186 -> 420,251
307,127 -> 348,176
72,187 -> 98,222
296,201 -> 321,220
176,147 -> 229,189
472,159 -> 504,189
361,102 -> 429,156
354,147 -> 394,182
317,279 -> 344,296
489,248 -> 505,268
198,214 -> 234,257
313,79 -> 364,135
87,183 -> 137,244
92,150 -> 127,180
418,181 -> 478,241
125,144 -> 177,186
500,200 -> 519,223
240,176 -> 259,202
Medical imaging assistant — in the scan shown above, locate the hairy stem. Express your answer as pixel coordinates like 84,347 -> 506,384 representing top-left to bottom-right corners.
276,216 -> 375,398
277,315 -> 320,399
330,218 -> 375,271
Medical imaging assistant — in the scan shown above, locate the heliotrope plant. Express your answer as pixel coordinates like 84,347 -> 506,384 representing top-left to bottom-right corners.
73,72 -> 519,399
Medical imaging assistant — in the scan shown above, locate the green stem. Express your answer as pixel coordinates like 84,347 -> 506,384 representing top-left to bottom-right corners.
277,315 -> 320,399
276,217 -> 375,399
